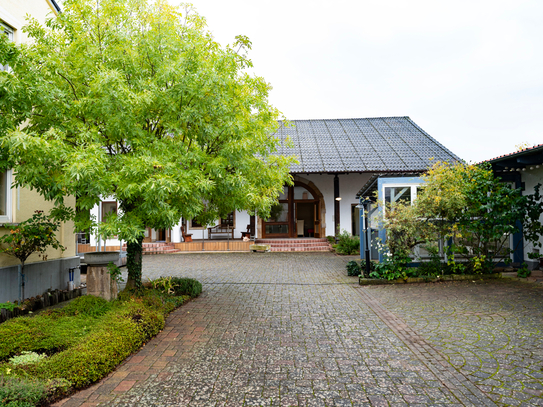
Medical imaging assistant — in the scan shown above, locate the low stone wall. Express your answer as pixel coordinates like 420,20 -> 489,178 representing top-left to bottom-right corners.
359,273 -> 503,285
0,256 -> 80,303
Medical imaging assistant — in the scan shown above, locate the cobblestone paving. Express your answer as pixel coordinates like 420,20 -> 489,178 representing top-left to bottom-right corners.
367,280 -> 543,406
55,253 -> 542,406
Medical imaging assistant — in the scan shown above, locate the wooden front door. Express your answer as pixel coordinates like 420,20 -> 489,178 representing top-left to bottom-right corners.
263,184 -> 321,238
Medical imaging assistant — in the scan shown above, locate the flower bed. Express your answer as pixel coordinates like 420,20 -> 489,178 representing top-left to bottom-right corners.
0,277 -> 202,406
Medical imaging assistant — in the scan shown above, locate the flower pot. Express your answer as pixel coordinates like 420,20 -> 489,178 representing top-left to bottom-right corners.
84,251 -> 120,266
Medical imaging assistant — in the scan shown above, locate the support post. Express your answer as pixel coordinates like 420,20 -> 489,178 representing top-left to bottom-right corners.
334,174 -> 340,237
364,200 -> 371,277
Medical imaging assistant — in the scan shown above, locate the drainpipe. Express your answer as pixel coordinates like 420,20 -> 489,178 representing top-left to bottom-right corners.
363,200 -> 371,277
334,174 -> 340,237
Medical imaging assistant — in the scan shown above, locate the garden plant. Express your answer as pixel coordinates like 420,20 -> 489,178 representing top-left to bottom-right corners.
0,277 -> 201,406
366,162 -> 543,280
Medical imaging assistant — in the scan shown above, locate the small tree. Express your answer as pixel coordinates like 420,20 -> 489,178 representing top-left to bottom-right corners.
0,210 -> 65,299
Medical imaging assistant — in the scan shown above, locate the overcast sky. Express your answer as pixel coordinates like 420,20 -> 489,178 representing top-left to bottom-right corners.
182,0 -> 542,163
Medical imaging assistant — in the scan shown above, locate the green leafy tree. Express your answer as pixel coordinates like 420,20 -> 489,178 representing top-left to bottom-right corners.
0,210 -> 65,299
0,0 -> 294,288
379,161 -> 543,273
418,162 -> 543,271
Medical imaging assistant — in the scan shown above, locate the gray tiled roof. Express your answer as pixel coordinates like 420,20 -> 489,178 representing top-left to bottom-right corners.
272,117 -> 460,173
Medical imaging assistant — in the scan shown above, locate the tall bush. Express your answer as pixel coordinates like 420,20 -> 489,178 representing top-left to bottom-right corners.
335,230 -> 360,255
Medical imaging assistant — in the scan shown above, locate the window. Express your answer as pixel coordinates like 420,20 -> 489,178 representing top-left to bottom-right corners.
384,186 -> 412,205
101,201 -> 117,221
191,219 -> 202,228
1,22 -> 14,72
0,170 -> 12,222
220,211 -> 235,228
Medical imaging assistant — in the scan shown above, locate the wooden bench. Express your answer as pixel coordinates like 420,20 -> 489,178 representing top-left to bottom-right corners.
207,224 -> 234,240
181,226 -> 193,242
240,224 -> 251,240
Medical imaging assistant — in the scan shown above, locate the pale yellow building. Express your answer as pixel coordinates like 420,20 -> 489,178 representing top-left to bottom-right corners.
1,0 -> 79,303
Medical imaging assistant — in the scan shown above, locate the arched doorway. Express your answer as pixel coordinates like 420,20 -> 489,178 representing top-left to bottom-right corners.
262,181 -> 324,238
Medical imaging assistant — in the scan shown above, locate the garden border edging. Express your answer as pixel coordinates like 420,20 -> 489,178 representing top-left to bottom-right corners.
359,273 -> 503,285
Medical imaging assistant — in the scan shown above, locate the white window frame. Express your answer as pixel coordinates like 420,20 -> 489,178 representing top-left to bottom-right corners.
382,183 -> 419,215
1,21 -> 14,72
0,169 -> 13,223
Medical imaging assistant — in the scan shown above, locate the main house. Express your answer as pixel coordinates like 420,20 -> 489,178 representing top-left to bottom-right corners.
0,0 -> 80,303
88,117 -> 459,251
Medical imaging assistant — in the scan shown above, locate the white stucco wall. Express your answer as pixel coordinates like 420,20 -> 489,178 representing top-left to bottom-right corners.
184,209 -> 250,241
299,173 -> 372,237
91,172 -> 374,245
89,197 -> 122,247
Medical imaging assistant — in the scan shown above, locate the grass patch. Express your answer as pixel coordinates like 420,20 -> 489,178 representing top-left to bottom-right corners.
0,278 -> 200,406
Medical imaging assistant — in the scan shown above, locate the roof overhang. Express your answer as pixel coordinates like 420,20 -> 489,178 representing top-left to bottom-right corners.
484,144 -> 543,172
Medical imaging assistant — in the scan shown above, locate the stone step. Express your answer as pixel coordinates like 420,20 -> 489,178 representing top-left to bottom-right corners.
264,242 -> 330,247
122,242 -> 180,255
256,238 -> 328,244
269,246 -> 330,252
255,238 -> 331,252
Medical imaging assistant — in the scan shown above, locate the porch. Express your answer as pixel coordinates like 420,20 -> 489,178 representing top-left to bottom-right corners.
77,237 -> 331,255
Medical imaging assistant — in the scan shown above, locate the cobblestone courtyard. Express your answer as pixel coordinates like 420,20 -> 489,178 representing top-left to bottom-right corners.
57,253 -> 543,406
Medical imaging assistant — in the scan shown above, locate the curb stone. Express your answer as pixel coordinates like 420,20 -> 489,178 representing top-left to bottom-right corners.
359,273 -> 503,285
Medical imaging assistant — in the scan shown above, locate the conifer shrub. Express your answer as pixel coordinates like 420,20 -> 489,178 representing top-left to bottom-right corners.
171,277 -> 203,298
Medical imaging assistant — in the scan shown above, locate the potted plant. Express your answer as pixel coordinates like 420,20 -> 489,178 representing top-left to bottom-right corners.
528,249 -> 543,269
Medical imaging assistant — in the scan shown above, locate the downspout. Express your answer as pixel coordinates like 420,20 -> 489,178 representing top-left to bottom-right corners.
334,174 -> 340,236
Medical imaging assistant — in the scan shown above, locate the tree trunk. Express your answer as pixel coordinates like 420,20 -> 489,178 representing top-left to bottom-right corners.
126,234 -> 144,290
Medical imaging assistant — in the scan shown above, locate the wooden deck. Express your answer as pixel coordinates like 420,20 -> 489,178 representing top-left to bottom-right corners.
173,240 -> 252,252
77,240 -> 252,254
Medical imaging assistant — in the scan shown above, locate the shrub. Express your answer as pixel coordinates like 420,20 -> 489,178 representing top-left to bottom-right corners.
517,263 -> 531,278
326,236 -> 335,244
346,261 -> 361,276
0,303 -> 18,312
369,253 -> 414,281
58,295 -> 112,318
416,258 -> 444,277
0,315 -> 93,361
9,352 -> 46,366
30,302 -> 164,388
0,277 -> 200,404
0,376 -> 46,407
171,278 -> 202,298
335,230 -> 360,255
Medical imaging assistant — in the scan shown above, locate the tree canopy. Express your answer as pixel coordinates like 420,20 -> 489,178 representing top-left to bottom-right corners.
0,0 -> 295,287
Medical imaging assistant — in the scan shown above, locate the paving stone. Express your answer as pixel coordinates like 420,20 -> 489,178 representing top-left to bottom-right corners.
55,253 -> 543,406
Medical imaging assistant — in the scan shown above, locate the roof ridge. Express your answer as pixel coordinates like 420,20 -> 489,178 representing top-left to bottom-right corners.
278,116 -> 410,122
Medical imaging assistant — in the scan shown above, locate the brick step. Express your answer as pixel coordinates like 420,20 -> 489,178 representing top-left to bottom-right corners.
264,242 -> 330,247
144,249 -> 180,255
123,242 -> 180,255
269,246 -> 330,252
255,238 -> 331,252
256,238 -> 328,244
